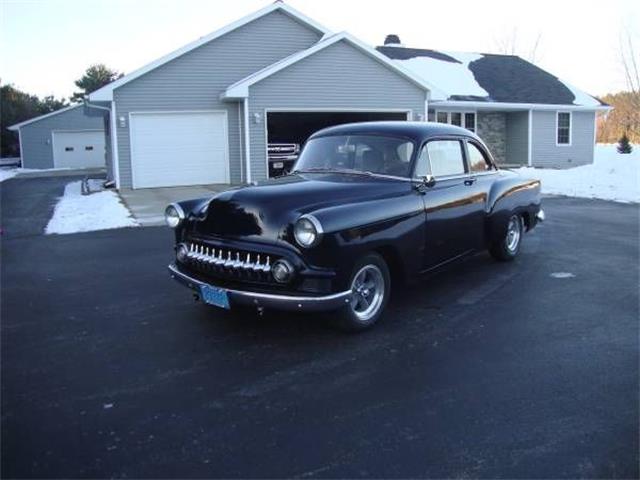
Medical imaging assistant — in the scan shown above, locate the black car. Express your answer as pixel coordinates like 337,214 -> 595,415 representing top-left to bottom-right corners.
165,122 -> 544,331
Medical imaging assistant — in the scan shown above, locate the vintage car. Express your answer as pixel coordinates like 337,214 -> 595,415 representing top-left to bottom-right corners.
166,122 -> 544,331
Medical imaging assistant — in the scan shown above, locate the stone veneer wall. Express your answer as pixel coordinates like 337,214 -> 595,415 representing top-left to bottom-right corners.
477,112 -> 507,165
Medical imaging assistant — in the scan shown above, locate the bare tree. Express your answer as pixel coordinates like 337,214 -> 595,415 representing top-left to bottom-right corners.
492,28 -> 543,63
620,26 -> 639,95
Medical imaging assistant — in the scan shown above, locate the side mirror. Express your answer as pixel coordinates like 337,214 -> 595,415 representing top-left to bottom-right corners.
422,174 -> 436,188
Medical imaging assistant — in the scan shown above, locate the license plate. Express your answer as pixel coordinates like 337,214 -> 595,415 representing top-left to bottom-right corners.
199,285 -> 230,309
273,162 -> 284,169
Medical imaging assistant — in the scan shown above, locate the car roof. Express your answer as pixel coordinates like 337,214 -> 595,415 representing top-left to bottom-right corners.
308,121 -> 480,143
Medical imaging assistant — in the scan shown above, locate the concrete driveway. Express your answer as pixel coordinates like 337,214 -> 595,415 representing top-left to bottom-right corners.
119,184 -> 231,226
1,176 -> 639,478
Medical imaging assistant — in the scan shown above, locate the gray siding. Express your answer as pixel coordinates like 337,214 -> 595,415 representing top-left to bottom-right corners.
477,112 -> 506,165
113,10 -> 322,188
248,41 -> 427,180
505,111 -> 529,166
19,105 -> 104,169
531,110 -> 595,168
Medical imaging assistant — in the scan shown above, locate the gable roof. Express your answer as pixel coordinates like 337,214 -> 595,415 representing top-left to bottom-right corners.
222,32 -> 442,99
7,103 -> 83,131
88,2 -> 331,102
377,45 -> 608,109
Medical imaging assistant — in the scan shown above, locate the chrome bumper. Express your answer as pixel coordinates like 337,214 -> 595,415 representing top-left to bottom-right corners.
168,264 -> 351,312
536,209 -> 546,222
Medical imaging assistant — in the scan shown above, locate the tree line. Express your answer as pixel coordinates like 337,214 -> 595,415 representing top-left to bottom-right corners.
1,65 -> 121,158
597,91 -> 640,144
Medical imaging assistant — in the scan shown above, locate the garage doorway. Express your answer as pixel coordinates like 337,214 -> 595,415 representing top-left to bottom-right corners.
52,130 -> 105,169
266,110 -> 410,178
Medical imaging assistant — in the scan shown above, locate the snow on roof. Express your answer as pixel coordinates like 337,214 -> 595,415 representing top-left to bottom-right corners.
389,50 -> 489,101
378,45 -> 605,108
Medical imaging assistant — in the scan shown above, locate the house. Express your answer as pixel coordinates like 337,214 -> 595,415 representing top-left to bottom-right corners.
15,2 -> 609,188
377,36 -> 609,168
8,103 -> 106,170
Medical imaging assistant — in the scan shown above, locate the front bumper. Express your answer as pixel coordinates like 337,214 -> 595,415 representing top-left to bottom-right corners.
168,263 -> 351,312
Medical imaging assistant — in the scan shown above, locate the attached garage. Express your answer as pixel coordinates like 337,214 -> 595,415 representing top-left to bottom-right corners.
266,110 -> 410,177
129,111 -> 229,189
52,130 -> 105,168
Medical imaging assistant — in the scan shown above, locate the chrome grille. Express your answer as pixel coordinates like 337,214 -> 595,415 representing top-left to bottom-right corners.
186,243 -> 273,274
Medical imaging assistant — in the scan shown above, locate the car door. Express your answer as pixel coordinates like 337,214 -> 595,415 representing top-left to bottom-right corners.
415,138 -> 486,270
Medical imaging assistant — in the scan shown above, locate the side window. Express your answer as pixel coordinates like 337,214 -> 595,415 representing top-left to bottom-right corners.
414,145 -> 431,177
427,140 -> 466,177
467,142 -> 492,172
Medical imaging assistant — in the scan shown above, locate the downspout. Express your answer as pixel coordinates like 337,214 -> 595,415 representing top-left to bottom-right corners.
84,99 -> 120,188
243,98 -> 252,184
527,109 -> 533,167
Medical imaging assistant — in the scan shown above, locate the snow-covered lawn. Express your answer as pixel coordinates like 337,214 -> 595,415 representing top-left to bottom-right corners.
516,144 -> 639,203
46,180 -> 139,235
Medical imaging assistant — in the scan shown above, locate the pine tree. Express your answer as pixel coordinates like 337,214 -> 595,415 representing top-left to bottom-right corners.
617,133 -> 633,154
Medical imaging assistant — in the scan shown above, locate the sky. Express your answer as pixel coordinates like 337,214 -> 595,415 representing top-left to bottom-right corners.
1,0 -> 638,100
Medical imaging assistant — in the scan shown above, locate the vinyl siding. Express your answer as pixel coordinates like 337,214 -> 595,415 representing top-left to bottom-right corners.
113,10 -> 322,188
505,111 -> 529,166
248,41 -> 427,180
531,110 -> 595,168
19,105 -> 105,169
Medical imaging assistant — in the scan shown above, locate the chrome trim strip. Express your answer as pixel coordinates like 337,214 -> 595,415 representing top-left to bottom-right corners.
168,264 -> 351,312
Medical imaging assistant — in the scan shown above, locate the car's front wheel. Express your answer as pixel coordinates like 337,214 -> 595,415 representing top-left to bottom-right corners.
334,253 -> 391,332
490,213 -> 524,261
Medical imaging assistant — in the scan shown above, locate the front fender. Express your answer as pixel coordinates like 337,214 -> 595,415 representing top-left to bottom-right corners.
303,192 -> 426,288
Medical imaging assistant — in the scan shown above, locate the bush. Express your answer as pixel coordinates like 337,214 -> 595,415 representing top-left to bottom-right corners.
617,133 -> 633,154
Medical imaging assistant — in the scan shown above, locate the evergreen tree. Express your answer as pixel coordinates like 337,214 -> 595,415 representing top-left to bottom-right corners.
617,133 -> 633,154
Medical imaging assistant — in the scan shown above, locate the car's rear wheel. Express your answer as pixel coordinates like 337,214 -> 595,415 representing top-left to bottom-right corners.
490,214 -> 524,261
334,253 -> 391,332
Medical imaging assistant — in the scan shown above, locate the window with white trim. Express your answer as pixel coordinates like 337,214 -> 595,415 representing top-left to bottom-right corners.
433,111 -> 476,132
557,112 -> 571,145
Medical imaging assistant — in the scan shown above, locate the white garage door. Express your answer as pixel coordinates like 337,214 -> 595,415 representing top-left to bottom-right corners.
53,130 -> 105,169
130,111 -> 229,189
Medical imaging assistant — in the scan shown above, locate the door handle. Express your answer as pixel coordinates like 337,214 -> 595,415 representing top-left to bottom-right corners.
464,177 -> 476,186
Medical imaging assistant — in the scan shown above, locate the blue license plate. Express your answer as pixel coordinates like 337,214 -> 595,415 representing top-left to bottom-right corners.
199,285 -> 230,309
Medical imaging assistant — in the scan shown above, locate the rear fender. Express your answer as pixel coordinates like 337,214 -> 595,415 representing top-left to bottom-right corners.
486,176 -> 541,244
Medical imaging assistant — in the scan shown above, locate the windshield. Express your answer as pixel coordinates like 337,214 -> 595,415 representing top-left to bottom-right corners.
293,135 -> 415,178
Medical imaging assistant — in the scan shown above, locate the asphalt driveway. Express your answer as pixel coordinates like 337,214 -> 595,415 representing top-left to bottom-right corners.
1,176 -> 638,478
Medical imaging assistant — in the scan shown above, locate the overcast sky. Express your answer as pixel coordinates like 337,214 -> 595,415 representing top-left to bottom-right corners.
1,0 -> 638,100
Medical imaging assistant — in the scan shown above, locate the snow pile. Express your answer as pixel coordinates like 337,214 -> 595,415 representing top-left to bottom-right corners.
516,144 -> 639,203
46,180 -> 139,234
0,169 -> 18,183
393,51 -> 488,101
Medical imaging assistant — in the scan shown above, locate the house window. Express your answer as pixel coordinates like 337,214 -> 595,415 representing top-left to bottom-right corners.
434,111 -> 476,132
557,112 -> 571,145
85,146 -> 94,151
65,147 -> 74,152
464,113 -> 476,132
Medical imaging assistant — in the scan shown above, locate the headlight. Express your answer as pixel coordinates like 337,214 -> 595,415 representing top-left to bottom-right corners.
165,203 -> 185,228
294,215 -> 322,248
272,259 -> 294,283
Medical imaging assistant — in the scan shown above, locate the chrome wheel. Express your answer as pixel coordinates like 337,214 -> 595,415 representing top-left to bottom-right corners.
350,264 -> 385,322
506,215 -> 522,253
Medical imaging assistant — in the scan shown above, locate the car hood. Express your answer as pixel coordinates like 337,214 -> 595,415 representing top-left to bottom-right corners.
193,173 -> 410,241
